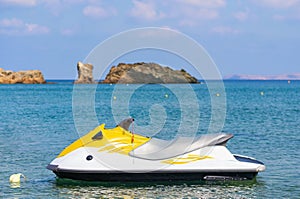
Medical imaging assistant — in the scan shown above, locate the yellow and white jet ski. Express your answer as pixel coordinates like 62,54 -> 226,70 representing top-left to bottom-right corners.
47,118 -> 265,182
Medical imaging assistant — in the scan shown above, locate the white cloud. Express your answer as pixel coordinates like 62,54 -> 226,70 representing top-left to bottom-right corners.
179,20 -> 197,27
253,0 -> 300,21
177,8 -> 219,27
272,13 -> 300,21
83,5 -> 107,18
136,26 -> 179,38
172,0 -> 225,27
0,0 -> 87,16
254,0 -> 300,8
233,10 -> 249,21
185,7 -> 219,19
0,0 -> 36,6
177,0 -> 226,8
211,26 -> 240,35
25,23 -> 49,34
41,0 -> 88,16
0,18 -> 23,27
273,14 -> 286,20
61,28 -> 74,36
0,18 -> 49,35
130,0 -> 165,21
63,0 -> 84,4
83,5 -> 117,18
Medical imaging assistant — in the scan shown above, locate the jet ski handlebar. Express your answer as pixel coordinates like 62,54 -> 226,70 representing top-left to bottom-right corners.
117,118 -> 134,131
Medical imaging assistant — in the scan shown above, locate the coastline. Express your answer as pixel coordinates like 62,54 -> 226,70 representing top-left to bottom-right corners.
44,79 -> 300,83
0,79 -> 298,86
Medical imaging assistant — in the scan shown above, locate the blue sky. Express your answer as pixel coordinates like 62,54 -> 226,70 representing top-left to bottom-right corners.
0,0 -> 299,79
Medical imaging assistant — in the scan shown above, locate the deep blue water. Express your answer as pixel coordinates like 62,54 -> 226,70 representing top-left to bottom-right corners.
0,80 -> 299,198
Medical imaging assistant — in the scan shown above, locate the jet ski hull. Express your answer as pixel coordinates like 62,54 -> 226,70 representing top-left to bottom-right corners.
47,119 -> 265,182
48,165 -> 258,182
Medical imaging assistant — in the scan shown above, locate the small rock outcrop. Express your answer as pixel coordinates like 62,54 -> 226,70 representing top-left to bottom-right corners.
74,62 -> 96,84
0,68 -> 46,84
102,62 -> 198,84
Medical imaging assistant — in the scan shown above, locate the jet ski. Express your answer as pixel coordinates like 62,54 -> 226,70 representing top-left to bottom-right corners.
47,118 -> 265,182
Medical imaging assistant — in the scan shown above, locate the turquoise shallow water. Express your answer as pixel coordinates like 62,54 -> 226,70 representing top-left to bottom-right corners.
0,80 -> 299,198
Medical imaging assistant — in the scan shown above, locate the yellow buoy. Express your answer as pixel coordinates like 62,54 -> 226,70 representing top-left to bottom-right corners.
260,91 -> 264,96
216,93 -> 220,97
113,96 -> 117,100
9,173 -> 26,183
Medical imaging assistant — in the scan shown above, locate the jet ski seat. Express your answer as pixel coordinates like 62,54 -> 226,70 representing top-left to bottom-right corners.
129,133 -> 233,160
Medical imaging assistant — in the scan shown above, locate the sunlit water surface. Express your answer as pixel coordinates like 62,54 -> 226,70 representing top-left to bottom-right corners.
0,80 -> 299,198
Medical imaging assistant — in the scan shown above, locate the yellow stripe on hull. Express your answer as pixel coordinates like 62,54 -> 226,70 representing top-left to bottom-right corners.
162,154 -> 213,164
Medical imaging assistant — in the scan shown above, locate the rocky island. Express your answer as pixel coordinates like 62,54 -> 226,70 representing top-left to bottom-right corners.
74,61 -> 96,84
0,68 -> 46,84
102,62 -> 198,84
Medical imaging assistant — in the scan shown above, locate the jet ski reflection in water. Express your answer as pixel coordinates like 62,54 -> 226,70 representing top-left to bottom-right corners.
47,118 -> 265,182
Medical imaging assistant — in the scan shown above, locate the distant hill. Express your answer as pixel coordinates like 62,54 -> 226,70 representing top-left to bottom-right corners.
224,74 -> 300,80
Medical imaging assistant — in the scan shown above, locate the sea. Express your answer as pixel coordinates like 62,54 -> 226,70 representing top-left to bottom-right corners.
0,80 -> 299,198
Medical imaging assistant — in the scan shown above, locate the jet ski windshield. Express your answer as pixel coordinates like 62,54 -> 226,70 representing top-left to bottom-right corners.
129,133 -> 233,160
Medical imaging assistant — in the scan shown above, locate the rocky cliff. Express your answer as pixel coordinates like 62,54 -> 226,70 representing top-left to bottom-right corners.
74,61 -> 96,84
0,68 -> 46,84
102,62 -> 198,84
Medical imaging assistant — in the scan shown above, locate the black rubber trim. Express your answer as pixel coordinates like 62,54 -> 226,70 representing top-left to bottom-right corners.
51,169 -> 258,182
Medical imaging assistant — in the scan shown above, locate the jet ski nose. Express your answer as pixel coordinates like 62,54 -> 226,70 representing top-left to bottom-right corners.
256,165 -> 266,172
